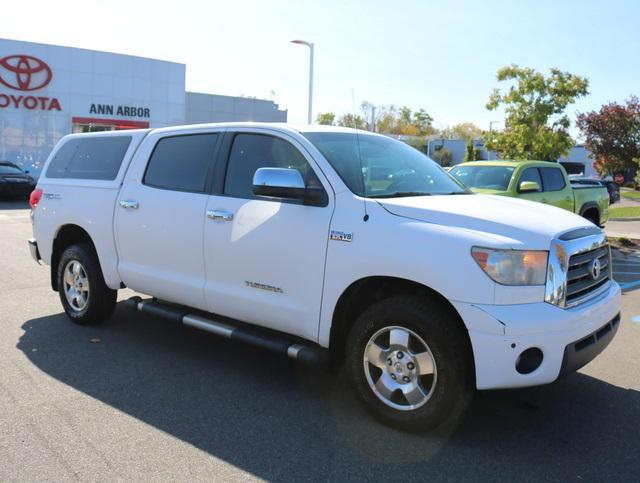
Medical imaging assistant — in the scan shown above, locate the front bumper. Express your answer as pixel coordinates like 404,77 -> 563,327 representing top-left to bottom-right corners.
454,280 -> 622,390
28,238 -> 41,264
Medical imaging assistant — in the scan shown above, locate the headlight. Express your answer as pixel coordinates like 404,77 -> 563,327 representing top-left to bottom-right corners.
471,247 -> 548,286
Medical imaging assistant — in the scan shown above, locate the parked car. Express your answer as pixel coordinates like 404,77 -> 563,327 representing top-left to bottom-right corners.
449,161 -> 610,226
28,125 -> 621,432
0,161 -> 36,199
569,177 -> 620,205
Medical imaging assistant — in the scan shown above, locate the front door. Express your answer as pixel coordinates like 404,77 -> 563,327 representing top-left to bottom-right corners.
203,131 -> 334,341
115,132 -> 219,310
516,167 -> 546,204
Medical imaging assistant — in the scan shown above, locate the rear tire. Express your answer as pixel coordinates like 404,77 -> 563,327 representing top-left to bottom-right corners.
57,243 -> 117,325
345,295 -> 474,432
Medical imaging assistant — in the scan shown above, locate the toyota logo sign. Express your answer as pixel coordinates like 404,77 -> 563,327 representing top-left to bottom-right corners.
0,54 -> 52,91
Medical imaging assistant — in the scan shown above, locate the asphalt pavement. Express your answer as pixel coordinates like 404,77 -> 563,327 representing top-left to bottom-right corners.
1,202 -> 639,481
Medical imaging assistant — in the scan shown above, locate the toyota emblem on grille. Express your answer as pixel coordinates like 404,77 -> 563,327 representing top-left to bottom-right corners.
0,55 -> 52,91
590,257 -> 601,280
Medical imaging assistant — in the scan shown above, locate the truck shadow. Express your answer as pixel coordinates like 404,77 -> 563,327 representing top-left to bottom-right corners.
18,304 -> 639,480
0,199 -> 29,210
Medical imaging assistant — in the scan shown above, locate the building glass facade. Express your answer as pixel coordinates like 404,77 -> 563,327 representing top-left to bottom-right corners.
0,38 -> 287,177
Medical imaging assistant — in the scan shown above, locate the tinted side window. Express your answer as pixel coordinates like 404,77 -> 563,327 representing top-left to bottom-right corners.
519,168 -> 542,192
540,167 -> 566,192
224,134 -> 322,200
46,136 -> 132,180
144,134 -> 218,193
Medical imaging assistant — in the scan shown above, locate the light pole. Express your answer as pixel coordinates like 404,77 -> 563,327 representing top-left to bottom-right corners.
291,40 -> 314,124
487,120 -> 501,160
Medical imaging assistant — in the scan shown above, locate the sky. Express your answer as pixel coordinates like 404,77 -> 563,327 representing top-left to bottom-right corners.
3,0 -> 640,136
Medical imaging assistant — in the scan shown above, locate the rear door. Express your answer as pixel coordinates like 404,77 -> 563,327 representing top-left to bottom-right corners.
202,129 -> 334,341
115,130 -> 221,310
539,166 -> 573,211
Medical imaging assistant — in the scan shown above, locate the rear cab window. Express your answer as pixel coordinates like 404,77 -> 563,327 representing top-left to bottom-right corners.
540,167 -> 566,192
46,136 -> 132,180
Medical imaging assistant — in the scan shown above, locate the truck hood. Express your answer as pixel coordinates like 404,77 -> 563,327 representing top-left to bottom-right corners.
378,194 -> 593,249
468,187 -> 507,195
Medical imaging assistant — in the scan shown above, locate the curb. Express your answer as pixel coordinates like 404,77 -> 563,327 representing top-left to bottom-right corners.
608,217 -> 640,222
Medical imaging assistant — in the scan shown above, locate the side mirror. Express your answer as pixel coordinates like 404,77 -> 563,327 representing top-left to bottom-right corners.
252,167 -> 325,206
519,180 -> 541,193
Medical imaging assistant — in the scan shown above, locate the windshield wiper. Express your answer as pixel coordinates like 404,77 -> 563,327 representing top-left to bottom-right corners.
369,192 -> 433,199
445,191 -> 473,195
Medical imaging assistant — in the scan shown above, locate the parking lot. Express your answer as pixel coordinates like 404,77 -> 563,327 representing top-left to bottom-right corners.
1,202 -> 639,481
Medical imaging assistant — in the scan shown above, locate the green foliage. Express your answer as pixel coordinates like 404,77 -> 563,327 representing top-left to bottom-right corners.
485,65 -> 589,161
337,113 -> 367,129
316,112 -> 335,125
621,186 -> 640,199
432,147 -> 453,167
609,206 -> 640,218
442,122 -> 483,140
360,103 -> 435,136
616,237 -> 637,248
464,139 -> 480,162
403,137 -> 428,154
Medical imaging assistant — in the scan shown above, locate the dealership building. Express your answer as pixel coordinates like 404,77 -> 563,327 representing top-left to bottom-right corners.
0,38 -> 287,176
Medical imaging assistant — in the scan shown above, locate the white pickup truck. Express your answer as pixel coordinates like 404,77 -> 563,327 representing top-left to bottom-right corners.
28,123 -> 621,431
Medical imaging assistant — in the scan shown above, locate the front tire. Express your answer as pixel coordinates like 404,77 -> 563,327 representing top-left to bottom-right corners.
346,295 -> 474,432
57,243 -> 117,325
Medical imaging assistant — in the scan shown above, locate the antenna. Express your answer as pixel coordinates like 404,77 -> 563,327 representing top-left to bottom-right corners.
351,89 -> 369,222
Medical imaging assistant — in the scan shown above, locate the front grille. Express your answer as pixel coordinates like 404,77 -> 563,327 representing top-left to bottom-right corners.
566,245 -> 610,304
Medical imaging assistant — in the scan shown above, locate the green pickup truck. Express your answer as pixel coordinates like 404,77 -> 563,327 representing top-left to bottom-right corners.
449,160 -> 609,225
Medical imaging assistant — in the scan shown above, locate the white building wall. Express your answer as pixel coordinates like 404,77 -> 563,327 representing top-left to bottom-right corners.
185,92 -> 287,124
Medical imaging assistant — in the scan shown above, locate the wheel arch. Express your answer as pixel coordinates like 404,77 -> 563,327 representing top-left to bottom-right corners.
50,224 -> 100,291
328,276 -> 475,377
579,202 -> 600,225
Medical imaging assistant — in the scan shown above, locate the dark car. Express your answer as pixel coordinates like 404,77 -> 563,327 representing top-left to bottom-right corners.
0,161 -> 36,199
570,177 -> 620,204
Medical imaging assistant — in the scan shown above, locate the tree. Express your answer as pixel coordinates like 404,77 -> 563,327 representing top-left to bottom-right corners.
316,112 -> 335,125
411,109 -> 434,135
337,113 -> 367,129
463,139 -> 480,162
375,106 -> 398,134
485,65 -> 589,161
432,147 -> 453,167
368,104 -> 434,136
441,122 -> 483,140
576,96 -> 640,176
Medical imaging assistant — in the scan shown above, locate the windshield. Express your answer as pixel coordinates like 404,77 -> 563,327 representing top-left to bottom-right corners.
303,132 -> 468,197
0,164 -> 24,175
449,165 -> 515,190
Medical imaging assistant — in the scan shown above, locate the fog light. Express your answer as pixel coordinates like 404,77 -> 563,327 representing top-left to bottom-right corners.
515,348 -> 543,374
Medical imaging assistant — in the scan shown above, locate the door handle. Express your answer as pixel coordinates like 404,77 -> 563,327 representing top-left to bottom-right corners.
565,197 -> 572,201
119,199 -> 139,209
541,199 -> 548,203
207,209 -> 234,222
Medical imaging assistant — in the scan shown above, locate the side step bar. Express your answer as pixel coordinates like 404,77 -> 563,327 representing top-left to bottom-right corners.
125,297 -> 327,364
